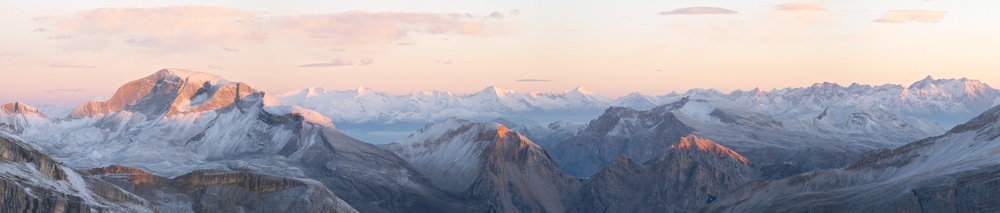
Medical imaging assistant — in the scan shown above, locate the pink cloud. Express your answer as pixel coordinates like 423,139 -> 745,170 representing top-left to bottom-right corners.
874,10 -> 946,23
40,6 -> 266,52
775,3 -> 827,11
276,11 -> 489,46
358,58 -> 374,66
49,62 -> 96,68
659,7 -> 738,15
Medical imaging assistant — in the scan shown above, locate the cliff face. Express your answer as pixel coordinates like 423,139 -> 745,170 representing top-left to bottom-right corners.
0,128 -> 154,212
573,135 -> 759,213
86,165 -> 359,213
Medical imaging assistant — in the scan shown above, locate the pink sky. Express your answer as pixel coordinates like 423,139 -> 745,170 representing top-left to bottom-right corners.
1,0 -> 998,105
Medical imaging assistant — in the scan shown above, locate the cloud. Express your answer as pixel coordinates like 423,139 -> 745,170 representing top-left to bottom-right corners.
39,6 -> 266,52
298,58 -> 355,67
49,62 -> 95,68
396,42 -> 416,46
208,65 -> 223,70
276,11 -> 492,47
516,79 -> 551,82
435,59 -> 453,64
490,11 -> 505,19
775,3 -> 827,11
220,46 -> 240,52
43,88 -> 86,93
659,7 -> 737,15
358,58 -> 374,66
874,10 -> 946,23
509,10 -> 521,16
33,28 -> 47,32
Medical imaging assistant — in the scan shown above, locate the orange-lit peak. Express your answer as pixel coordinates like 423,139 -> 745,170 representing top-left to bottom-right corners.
670,134 -> 749,164
497,125 -> 509,138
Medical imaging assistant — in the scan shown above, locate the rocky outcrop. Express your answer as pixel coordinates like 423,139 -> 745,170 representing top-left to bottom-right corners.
572,135 -> 759,213
0,127 -> 154,212
87,165 -> 359,213
702,105 -> 1000,212
385,119 -> 580,213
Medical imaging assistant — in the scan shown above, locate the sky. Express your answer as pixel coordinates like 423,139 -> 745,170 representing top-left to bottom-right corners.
1,0 -> 998,105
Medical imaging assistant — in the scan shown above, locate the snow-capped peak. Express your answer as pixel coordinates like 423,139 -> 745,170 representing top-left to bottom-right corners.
567,86 -> 596,95
481,86 -> 515,97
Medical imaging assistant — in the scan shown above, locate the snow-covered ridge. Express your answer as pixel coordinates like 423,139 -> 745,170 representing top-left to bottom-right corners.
669,134 -> 749,164
280,76 -> 1000,126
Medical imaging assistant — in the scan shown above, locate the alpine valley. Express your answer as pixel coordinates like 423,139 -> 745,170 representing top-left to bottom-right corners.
4,69 -> 1000,212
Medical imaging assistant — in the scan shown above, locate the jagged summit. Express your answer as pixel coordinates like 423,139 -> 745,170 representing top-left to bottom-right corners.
68,68 -> 264,119
567,86 -> 596,95
0,101 -> 46,117
669,134 -> 749,164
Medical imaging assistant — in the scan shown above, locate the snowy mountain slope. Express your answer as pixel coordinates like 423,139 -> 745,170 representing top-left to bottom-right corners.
553,96 -> 945,177
384,118 -> 580,213
703,104 -> 1000,212
572,135 -> 759,213
8,69 -> 485,213
0,127 -> 154,212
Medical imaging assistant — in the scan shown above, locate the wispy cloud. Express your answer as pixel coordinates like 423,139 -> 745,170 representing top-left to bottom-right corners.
874,10 -> 946,23
659,7 -> 738,15
509,10 -> 521,16
775,3 -> 827,11
49,62 -> 95,68
358,58 -> 374,66
220,46 -> 240,52
208,65 -> 223,70
276,11 -> 496,47
435,59 -> 453,64
44,88 -> 85,93
298,58 -> 355,67
516,79 -> 551,82
489,11 -> 505,19
39,6 -> 266,52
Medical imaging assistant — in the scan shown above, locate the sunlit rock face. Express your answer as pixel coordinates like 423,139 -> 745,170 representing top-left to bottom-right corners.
86,165 -> 359,213
384,118 -> 580,213
0,127 -> 154,212
571,135 -> 759,213
703,105 -> 1000,212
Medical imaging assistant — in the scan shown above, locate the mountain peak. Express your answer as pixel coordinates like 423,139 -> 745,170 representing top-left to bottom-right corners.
568,86 -> 596,95
0,101 -> 45,117
481,86 -> 513,96
669,134 -> 749,164
69,69 -> 262,118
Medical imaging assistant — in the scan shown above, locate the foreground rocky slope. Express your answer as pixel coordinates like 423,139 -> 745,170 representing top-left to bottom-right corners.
572,135 -> 759,213
384,118 -> 579,213
703,104 -> 1000,212
0,126 -> 154,212
553,96 -> 943,177
10,69 -> 481,212
86,165 -> 358,212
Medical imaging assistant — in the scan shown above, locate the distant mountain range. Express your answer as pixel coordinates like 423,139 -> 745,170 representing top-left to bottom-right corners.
277,76 -> 1000,143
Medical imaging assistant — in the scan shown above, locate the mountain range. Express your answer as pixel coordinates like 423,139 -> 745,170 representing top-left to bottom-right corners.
276,76 -> 1000,143
4,69 -> 1000,212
